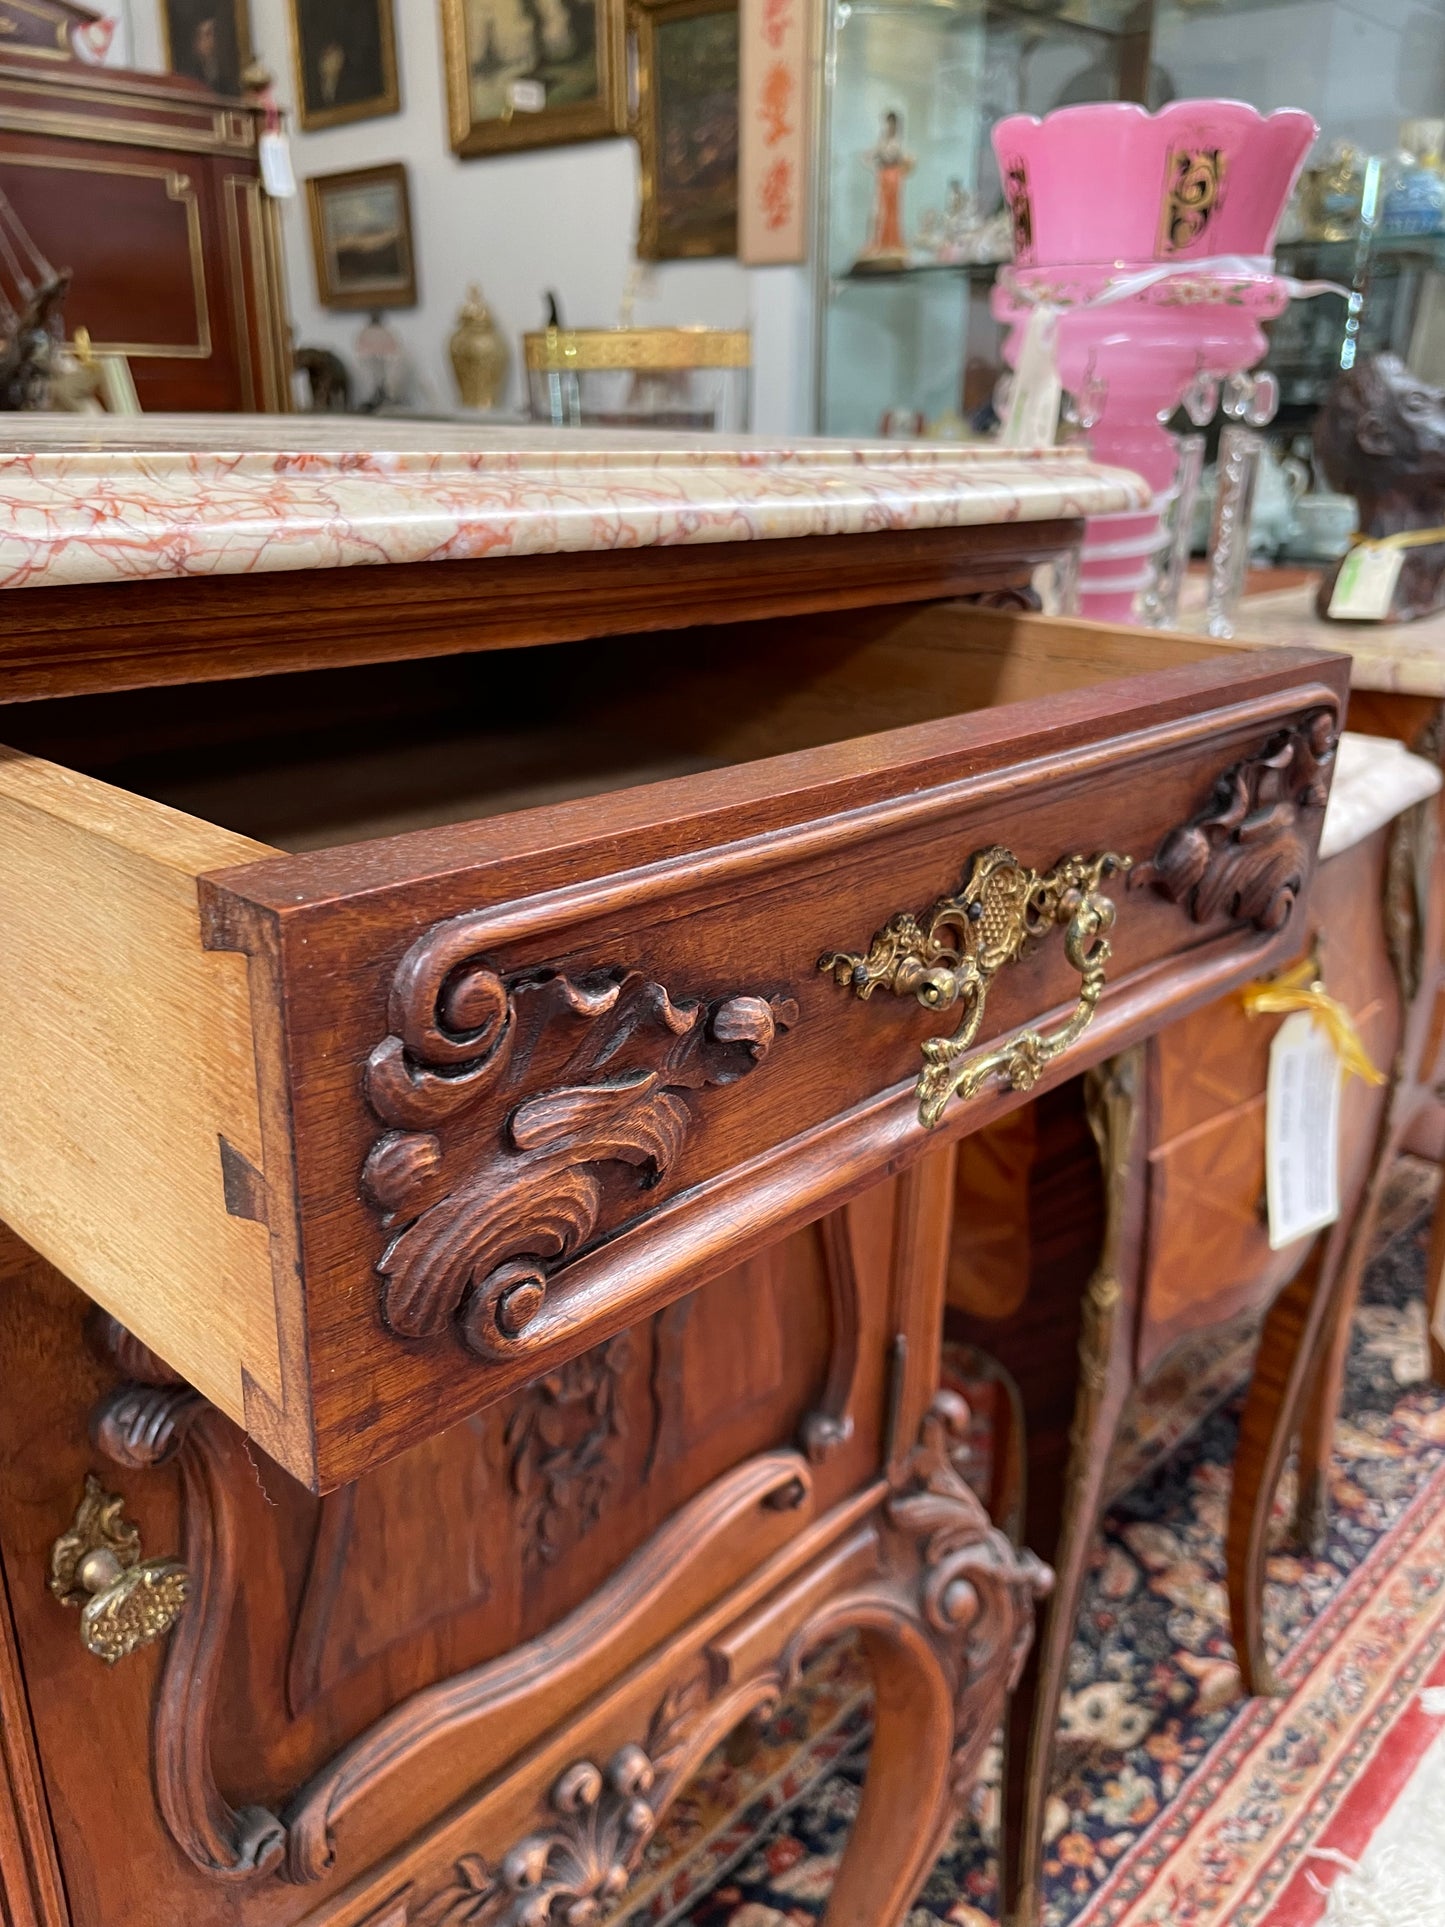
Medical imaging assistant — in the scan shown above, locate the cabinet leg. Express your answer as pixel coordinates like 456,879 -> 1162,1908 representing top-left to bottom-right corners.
823,1618 -> 959,1927
998,1053 -> 1144,1927
1291,1140 -> 1398,1558
1426,1176 -> 1445,1386
999,1347 -> 1133,1927
1227,1221 -> 1357,1698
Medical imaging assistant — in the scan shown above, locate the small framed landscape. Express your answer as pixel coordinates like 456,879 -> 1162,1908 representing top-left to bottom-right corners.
306,162 -> 417,311
632,0 -> 739,261
440,0 -> 627,158
288,0 -> 400,132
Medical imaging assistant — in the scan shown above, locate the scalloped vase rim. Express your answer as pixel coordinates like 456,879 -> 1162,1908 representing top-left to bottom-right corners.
993,99 -> 1319,136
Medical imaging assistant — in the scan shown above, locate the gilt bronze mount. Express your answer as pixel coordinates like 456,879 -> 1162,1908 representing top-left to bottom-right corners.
820,845 -> 1131,1127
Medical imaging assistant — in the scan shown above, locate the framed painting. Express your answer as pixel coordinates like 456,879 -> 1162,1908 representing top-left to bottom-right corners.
160,0 -> 253,98
441,0 -> 627,158
306,161 -> 417,311
288,0 -> 400,131
632,0 -> 739,260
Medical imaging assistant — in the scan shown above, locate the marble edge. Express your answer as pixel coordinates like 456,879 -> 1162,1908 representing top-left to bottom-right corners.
0,433 -> 1147,592
1180,585 -> 1445,701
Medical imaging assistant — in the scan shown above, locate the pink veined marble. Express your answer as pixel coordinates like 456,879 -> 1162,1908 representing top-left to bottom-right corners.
0,417 -> 1146,593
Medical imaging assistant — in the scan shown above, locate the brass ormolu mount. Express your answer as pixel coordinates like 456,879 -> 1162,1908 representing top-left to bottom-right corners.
50,1473 -> 189,1663
820,844 -> 1131,1127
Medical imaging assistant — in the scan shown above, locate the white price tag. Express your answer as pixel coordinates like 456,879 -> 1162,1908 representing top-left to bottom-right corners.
1001,305 -> 1062,449
1328,543 -> 1403,621
1265,1011 -> 1342,1250
259,131 -> 296,199
507,78 -> 547,112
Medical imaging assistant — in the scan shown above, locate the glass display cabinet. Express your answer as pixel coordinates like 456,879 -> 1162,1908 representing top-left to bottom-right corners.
811,0 -> 1445,455
812,0 -> 1154,438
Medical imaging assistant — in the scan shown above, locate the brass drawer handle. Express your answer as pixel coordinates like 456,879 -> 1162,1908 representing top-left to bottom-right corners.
820,845 -> 1131,1127
49,1473 -> 189,1664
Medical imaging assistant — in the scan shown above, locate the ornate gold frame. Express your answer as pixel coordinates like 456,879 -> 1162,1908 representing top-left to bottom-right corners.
630,0 -> 739,261
287,0 -> 400,133
0,0 -> 78,57
522,325 -> 749,370
440,0 -> 626,159
158,0 -> 254,99
306,159 -> 416,312
0,151 -> 210,358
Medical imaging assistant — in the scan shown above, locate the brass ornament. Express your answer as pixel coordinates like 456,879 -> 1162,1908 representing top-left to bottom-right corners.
49,1472 -> 189,1664
522,326 -> 751,372
820,845 -> 1131,1128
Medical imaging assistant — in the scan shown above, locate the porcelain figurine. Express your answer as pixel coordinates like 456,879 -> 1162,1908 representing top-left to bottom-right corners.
1383,120 -> 1445,238
857,110 -> 915,270
1299,140 -> 1365,242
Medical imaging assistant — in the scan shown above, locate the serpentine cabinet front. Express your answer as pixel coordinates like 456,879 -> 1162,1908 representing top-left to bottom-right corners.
0,596 -> 1347,1927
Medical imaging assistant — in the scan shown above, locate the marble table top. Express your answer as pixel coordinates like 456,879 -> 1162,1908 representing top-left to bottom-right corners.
1180,580 -> 1445,700
0,417 -> 1147,593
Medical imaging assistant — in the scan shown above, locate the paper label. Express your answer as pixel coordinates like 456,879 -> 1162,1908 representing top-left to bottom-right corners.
1001,305 -> 1061,449
1266,1012 -> 1342,1250
1328,543 -> 1403,621
259,131 -> 296,200
507,78 -> 546,112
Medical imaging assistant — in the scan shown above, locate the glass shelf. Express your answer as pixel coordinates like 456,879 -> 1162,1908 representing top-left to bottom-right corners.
836,259 -> 1011,283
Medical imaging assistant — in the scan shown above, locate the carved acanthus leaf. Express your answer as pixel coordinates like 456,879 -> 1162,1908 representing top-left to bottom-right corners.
505,1335 -> 631,1569
1133,712 -> 1338,933
363,930 -> 797,1361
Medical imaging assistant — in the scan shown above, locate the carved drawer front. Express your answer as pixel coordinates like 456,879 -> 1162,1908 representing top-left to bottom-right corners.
0,607 -> 1348,1487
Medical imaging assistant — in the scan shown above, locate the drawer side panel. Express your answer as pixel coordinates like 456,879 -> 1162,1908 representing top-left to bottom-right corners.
0,749 -> 280,1424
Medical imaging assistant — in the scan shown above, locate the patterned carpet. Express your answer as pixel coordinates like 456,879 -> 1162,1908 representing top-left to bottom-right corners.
617,1160 -> 1445,1926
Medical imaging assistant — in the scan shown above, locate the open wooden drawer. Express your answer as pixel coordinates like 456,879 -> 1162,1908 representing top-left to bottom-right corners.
0,606 -> 1348,1488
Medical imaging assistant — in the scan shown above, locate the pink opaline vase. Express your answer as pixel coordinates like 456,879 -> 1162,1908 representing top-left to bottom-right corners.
990,100 -> 1318,622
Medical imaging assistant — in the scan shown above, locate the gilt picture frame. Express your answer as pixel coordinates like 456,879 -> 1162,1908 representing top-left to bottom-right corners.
288,0 -> 400,132
632,0 -> 739,261
306,161 -> 417,311
441,0 -> 627,159
160,0 -> 253,99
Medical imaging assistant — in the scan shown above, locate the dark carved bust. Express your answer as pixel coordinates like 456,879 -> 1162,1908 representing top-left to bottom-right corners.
1315,353 -> 1445,623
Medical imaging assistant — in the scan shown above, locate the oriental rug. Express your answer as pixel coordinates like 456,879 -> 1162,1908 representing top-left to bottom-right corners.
617,1158 -> 1445,1926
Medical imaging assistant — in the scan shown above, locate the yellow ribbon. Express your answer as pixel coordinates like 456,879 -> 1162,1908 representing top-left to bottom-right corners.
1240,957 -> 1385,1086
1348,525 -> 1445,552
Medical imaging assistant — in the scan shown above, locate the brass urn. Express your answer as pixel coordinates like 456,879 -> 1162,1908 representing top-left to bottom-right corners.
448,284 -> 509,410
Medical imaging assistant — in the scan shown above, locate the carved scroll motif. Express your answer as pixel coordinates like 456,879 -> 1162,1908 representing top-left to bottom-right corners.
406,1395 -> 1052,1927
281,1453 -> 814,1885
1133,712 -> 1338,933
887,1390 -> 1052,1797
362,925 -> 798,1361
91,1369 -> 288,1881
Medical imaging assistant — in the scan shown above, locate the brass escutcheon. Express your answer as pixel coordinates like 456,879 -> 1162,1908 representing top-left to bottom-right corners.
49,1473 -> 189,1664
820,845 -> 1131,1127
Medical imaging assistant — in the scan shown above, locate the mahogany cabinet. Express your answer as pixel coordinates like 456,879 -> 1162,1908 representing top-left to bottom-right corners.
0,46 -> 290,412
0,454 -> 1349,1927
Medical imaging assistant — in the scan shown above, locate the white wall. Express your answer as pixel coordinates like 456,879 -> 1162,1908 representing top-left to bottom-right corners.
122,0 -> 813,428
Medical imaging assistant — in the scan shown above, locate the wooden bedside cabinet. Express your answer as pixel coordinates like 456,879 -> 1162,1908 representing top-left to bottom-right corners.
0,423 -> 1347,1927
